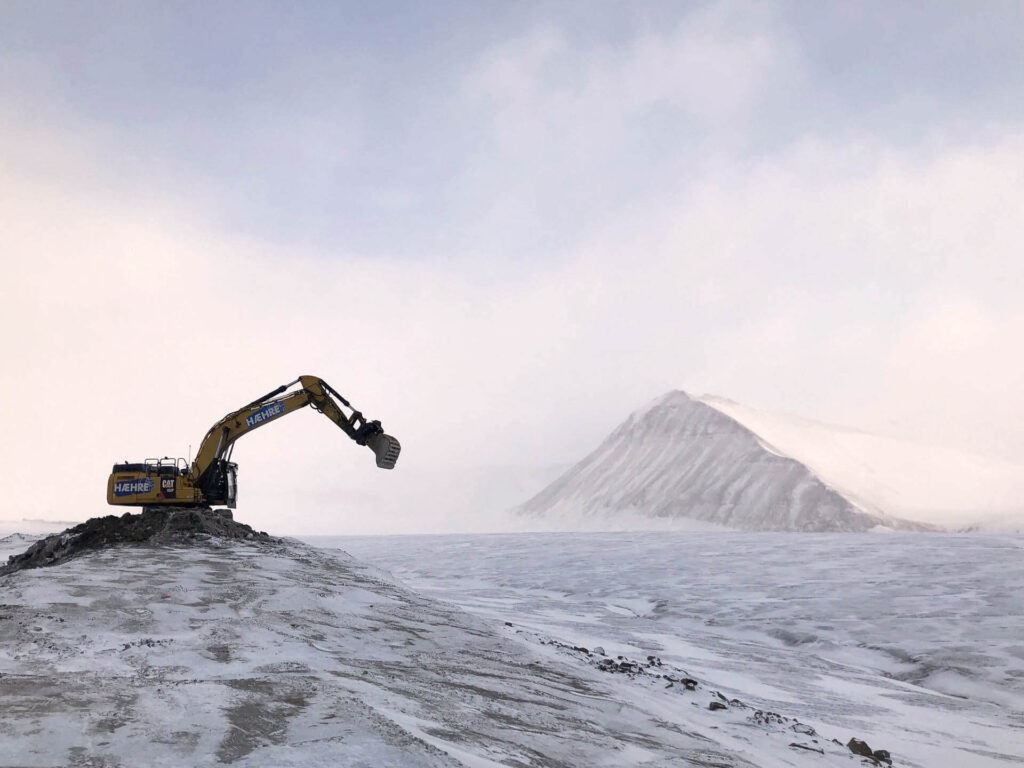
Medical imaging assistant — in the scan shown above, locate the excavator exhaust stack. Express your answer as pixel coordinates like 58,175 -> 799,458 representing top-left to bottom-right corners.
366,433 -> 401,470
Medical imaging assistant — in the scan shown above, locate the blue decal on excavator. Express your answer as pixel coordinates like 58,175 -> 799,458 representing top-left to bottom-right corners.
113,478 -> 154,496
245,401 -> 286,428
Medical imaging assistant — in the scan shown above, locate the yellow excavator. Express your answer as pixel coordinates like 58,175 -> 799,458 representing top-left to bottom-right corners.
106,375 -> 400,509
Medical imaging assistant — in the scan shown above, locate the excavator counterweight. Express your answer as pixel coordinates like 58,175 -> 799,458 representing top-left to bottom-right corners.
106,376 -> 400,509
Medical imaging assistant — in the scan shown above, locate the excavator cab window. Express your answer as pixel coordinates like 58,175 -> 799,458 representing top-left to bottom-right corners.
112,462 -> 148,473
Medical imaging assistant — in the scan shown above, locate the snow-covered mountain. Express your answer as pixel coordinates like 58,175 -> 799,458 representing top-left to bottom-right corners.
517,391 -> 1021,531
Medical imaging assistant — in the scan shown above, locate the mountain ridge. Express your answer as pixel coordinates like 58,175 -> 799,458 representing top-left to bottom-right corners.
518,390 -> 934,532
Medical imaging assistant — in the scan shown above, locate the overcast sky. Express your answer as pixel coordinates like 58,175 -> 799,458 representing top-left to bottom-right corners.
2,1 -> 1022,533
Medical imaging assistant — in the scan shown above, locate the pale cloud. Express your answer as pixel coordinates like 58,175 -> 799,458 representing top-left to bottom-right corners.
450,4 -> 802,257
469,7 -> 790,142
3,116 -> 1023,534
1,3 -> 1023,534
904,300 -> 1002,355
874,297 -> 1024,456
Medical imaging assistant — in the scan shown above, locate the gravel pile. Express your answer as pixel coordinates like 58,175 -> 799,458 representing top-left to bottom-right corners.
1,507 -> 272,575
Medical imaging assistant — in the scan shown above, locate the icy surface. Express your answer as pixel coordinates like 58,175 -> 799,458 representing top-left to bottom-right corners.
518,392 -> 899,531
317,531 -> 1024,768
0,519 -> 78,539
700,396 -> 1024,529
961,513 -> 1024,534
0,534 -> 891,768
0,533 -> 46,562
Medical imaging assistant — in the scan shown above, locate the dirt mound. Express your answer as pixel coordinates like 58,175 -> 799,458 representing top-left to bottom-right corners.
1,507 -> 273,575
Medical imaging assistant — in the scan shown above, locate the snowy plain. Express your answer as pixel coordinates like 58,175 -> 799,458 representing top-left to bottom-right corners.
2,527 -> 1022,767
312,531 -> 1024,767
0,531 -> 879,768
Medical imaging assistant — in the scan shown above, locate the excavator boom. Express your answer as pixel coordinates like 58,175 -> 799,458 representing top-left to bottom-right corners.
107,376 -> 400,508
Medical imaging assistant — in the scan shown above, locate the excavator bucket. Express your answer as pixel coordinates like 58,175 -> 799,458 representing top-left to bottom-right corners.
366,433 -> 401,470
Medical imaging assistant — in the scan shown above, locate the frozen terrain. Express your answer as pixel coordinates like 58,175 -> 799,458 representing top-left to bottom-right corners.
317,531 -> 1024,768
0,531 -> 916,768
0,533 -> 46,560
0,519 -> 82,539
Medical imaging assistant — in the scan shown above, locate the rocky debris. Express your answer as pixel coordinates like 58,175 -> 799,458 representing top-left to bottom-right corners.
1,507 -> 274,575
847,738 -> 893,765
788,742 -> 825,754
597,656 -> 641,674
752,709 -> 788,727
121,638 -> 171,651
541,638 -> 700,689
0,533 -> 44,546
522,631 -> 885,764
540,639 -> 700,688
666,675 -> 699,690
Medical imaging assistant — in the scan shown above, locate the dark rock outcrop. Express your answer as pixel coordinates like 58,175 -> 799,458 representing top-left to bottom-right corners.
2,507 -> 272,575
847,737 -> 893,765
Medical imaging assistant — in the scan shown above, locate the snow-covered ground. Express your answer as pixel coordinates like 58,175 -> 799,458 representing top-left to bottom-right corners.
3,528 -> 1022,766
0,533 -> 885,768
313,531 -> 1024,767
0,518 -> 81,539
0,532 -> 46,560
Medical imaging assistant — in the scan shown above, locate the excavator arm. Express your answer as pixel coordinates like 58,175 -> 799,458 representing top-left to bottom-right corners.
193,375 -> 400,477
107,375 -> 400,509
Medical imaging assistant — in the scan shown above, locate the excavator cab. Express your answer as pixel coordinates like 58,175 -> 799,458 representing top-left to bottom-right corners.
198,459 -> 239,509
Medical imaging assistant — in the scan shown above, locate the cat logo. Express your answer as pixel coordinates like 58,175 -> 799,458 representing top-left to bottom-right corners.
160,477 -> 177,499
